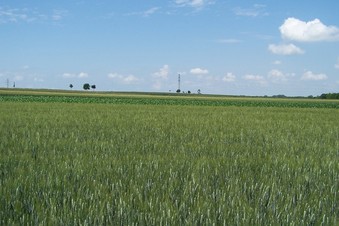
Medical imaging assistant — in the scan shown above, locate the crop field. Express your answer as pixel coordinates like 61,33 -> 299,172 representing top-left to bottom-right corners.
0,89 -> 338,225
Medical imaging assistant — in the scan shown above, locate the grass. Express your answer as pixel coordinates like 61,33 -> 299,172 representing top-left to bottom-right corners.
0,89 -> 338,225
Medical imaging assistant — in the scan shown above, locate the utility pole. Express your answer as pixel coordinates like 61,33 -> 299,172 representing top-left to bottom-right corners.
178,74 -> 181,91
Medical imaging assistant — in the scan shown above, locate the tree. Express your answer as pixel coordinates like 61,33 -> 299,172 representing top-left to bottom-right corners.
188,90 -> 191,94
176,89 -> 181,93
91,85 -> 96,90
69,84 -> 73,89
319,93 -> 339,99
83,83 -> 90,90
197,89 -> 201,94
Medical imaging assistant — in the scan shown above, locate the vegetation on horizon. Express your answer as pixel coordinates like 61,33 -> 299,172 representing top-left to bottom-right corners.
319,93 -> 339,99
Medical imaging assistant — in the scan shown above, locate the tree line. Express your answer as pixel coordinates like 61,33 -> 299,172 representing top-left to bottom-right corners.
69,83 -> 96,90
319,93 -> 339,99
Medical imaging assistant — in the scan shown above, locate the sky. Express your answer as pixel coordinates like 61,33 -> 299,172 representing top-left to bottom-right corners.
1,0 -> 339,96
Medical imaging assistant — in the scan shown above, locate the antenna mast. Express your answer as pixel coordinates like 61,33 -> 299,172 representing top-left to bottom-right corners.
178,74 -> 181,91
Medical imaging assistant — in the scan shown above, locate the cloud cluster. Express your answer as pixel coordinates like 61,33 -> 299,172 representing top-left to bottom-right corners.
63,72 -> 88,78
280,18 -> 339,42
34,77 -> 44,82
152,65 -> 170,90
0,7 -> 36,23
242,69 -> 328,85
190,68 -> 209,74
108,73 -> 139,84
243,74 -> 266,85
217,39 -> 242,44
222,73 -> 236,82
268,44 -> 304,55
233,4 -> 268,17
174,0 -> 213,9
335,58 -> 339,69
0,70 -> 46,86
0,7 -> 67,24
268,69 -> 286,82
153,65 -> 169,79
270,17 -> 339,56
268,69 -> 295,83
127,7 -> 160,17
301,71 -> 328,81
52,9 -> 68,21
273,60 -> 282,65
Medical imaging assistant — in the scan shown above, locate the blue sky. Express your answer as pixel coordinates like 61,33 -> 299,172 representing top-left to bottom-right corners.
1,0 -> 339,96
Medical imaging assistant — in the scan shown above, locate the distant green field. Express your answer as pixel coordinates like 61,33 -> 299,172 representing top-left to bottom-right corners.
0,89 -> 338,225
1,88 -> 339,108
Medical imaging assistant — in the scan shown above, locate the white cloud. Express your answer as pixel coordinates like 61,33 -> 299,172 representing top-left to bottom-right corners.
280,18 -> 339,42
143,7 -> 160,17
108,73 -> 139,84
152,65 -> 170,90
174,0 -> 213,9
124,75 -> 139,83
222,73 -> 236,82
52,9 -> 68,21
273,60 -> 282,65
63,72 -> 89,78
233,4 -> 268,17
127,7 -> 160,17
268,43 -> 304,55
0,7 -> 33,23
244,74 -> 264,81
0,7 -> 64,24
14,75 -> 24,81
301,71 -> 327,81
268,69 -> 295,83
62,73 -> 73,78
190,68 -> 209,74
217,39 -> 242,44
268,69 -> 286,81
78,72 -> 88,78
108,73 -> 122,79
335,58 -> 339,69
153,65 -> 169,79
34,77 -> 44,82
244,74 -> 267,85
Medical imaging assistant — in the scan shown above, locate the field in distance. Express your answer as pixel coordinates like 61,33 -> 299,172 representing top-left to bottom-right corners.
0,88 -> 338,225
1,88 -> 339,108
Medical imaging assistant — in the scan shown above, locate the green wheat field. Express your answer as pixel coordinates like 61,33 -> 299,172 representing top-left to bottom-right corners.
0,89 -> 338,225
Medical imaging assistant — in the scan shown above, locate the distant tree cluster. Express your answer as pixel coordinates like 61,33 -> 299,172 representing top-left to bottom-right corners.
68,83 -> 97,90
83,83 -> 90,90
319,93 -> 339,99
175,89 -> 194,94
272,94 -> 287,98
83,83 -> 96,91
